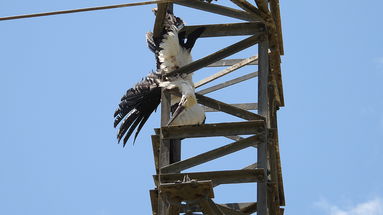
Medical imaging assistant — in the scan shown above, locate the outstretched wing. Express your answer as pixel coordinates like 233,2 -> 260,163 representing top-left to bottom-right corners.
114,72 -> 162,146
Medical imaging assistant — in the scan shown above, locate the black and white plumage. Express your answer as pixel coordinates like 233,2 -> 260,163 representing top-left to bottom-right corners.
114,12 -> 206,146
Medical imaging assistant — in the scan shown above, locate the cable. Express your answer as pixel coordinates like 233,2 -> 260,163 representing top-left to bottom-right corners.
0,0 -> 179,21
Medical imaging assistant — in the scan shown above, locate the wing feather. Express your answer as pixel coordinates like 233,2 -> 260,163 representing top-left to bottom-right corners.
114,72 -> 162,146
122,114 -> 145,146
117,110 -> 139,142
133,110 -> 152,142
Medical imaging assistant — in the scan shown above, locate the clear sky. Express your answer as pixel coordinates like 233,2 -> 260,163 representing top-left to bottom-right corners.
1,1 -> 383,215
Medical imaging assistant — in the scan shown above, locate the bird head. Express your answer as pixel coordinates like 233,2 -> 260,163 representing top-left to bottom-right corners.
167,92 -> 197,126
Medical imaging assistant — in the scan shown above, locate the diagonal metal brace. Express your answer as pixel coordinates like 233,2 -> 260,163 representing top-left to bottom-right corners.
164,33 -> 265,77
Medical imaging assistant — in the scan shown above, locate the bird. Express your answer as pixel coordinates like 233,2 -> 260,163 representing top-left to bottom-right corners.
114,11 -> 206,146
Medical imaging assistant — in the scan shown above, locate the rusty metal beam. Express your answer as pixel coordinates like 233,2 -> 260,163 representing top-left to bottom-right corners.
164,34 -> 265,77
161,135 -> 260,173
175,0 -> 260,21
180,22 -> 265,38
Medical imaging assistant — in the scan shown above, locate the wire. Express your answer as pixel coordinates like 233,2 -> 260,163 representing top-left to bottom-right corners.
0,0 -> 179,21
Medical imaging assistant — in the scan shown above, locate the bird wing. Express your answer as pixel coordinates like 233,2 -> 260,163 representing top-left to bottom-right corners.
184,27 -> 206,51
114,72 -> 162,146
146,32 -> 156,54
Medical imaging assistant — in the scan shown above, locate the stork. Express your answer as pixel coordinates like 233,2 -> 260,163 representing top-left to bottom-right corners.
114,12 -> 205,146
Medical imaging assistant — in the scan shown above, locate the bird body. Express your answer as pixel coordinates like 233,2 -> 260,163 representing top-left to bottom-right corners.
159,79 -> 205,126
114,12 -> 205,146
171,104 -> 206,126
158,27 -> 193,75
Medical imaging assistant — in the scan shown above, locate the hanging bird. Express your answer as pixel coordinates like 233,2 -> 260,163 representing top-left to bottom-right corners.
114,11 -> 206,146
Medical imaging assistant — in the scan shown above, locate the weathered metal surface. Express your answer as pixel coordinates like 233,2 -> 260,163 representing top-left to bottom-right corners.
243,163 -> 258,170
151,135 -> 160,174
196,94 -> 264,120
257,38 -> 270,215
255,0 -> 269,14
231,0 -> 264,21
221,202 -> 258,214
160,180 -> 214,201
199,198 -> 225,215
155,169 -> 266,186
156,5 -> 172,213
195,56 -> 259,88
224,135 -> 244,142
207,58 -> 258,67
152,3 -> 169,41
175,0 -> 260,21
161,121 -> 265,139
203,103 -> 258,112
159,91 -> 171,170
164,34 -> 264,77
150,189 -> 159,215
269,92 -> 286,206
197,72 -> 259,95
161,135 -> 261,173
270,0 -> 284,54
217,205 -> 249,215
181,22 -> 265,38
179,201 -> 257,214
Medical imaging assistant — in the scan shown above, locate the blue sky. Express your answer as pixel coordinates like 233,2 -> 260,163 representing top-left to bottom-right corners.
1,0 -> 383,215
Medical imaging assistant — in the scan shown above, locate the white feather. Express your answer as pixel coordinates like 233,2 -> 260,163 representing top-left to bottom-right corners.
157,24 -> 205,126
158,28 -> 192,77
171,104 -> 205,126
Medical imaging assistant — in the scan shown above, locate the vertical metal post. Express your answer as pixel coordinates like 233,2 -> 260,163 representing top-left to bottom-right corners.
159,91 -> 171,215
258,37 -> 270,127
268,85 -> 281,215
257,37 -> 270,215
155,3 -> 180,215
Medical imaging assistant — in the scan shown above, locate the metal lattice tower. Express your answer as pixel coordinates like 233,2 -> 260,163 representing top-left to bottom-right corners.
149,1 -> 285,214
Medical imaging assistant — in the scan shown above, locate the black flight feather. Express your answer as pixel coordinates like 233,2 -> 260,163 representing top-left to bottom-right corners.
122,114 -> 145,145
178,27 -> 206,51
114,72 -> 161,146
